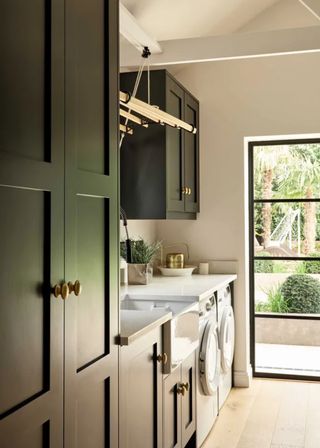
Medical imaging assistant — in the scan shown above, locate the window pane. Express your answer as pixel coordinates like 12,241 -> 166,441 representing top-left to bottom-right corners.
254,260 -> 320,314
254,143 -> 320,200
254,202 -> 320,257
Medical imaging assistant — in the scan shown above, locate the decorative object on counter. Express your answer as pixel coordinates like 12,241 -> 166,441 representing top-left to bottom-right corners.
166,253 -> 184,269
121,238 -> 161,285
158,266 -> 196,277
159,242 -> 196,277
199,262 -> 209,275
120,257 -> 128,285
127,263 -> 153,285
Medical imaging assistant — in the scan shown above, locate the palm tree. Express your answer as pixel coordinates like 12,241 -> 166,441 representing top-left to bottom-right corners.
254,146 -> 290,247
277,144 -> 320,255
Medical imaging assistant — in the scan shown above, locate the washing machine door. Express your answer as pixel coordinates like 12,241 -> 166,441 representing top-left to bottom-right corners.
199,319 -> 220,396
220,305 -> 235,373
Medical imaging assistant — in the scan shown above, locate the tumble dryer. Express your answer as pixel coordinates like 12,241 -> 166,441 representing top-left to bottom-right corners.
217,285 -> 235,410
196,295 -> 220,447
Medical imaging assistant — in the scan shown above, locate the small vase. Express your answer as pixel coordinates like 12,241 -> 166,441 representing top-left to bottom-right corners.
128,263 -> 153,285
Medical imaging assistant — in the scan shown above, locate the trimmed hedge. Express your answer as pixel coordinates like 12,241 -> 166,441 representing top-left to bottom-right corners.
280,274 -> 320,314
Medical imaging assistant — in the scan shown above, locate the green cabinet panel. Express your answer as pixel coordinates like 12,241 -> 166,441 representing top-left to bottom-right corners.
120,70 -> 199,220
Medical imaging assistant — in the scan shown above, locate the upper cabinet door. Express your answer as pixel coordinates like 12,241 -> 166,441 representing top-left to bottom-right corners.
0,0 -> 65,446
184,93 -> 200,214
166,76 -> 185,214
64,0 -> 119,447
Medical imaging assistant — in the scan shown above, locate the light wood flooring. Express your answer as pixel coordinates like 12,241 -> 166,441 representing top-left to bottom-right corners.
202,379 -> 320,448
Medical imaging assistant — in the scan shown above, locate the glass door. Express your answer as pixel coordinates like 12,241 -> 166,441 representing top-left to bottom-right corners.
249,139 -> 320,380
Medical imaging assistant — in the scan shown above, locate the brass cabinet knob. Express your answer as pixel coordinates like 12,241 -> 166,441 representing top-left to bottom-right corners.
156,353 -> 168,365
181,382 -> 189,392
177,385 -> 185,396
187,188 -> 192,195
182,187 -> 186,195
68,280 -> 82,296
52,282 -> 69,300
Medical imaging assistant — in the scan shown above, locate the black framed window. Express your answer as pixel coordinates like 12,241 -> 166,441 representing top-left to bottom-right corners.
249,139 -> 320,381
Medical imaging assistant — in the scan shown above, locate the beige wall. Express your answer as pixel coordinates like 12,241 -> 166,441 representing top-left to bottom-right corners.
155,52 -> 320,385
120,220 -> 157,243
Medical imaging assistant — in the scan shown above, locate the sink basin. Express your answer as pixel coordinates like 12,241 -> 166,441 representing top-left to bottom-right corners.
121,296 -> 195,315
121,294 -> 199,373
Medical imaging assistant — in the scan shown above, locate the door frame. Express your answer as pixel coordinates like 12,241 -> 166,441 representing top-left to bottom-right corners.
248,138 -> 320,382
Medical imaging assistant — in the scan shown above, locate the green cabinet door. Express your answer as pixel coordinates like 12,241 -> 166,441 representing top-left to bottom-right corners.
184,93 -> 200,214
64,0 -> 119,447
166,76 -> 185,214
0,0 -> 65,446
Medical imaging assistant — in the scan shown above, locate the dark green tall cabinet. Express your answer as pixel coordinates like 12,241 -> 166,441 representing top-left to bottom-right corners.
0,1 -> 119,447
120,70 -> 199,220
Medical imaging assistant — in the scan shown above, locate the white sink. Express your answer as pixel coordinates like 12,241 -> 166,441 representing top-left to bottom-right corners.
121,294 -> 199,373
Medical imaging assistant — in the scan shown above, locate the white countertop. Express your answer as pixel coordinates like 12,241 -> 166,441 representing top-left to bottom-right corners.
120,309 -> 172,346
121,274 -> 237,302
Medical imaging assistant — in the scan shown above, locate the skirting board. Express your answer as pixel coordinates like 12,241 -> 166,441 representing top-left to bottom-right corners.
234,366 -> 253,388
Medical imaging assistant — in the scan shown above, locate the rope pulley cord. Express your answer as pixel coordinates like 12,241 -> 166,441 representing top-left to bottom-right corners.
119,49 -> 151,149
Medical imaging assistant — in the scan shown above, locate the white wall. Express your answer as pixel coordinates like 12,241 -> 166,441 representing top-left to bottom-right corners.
156,52 -> 320,386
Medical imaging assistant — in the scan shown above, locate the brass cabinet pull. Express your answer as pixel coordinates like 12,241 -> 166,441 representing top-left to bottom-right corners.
177,385 -> 185,396
187,188 -> 191,195
52,282 -> 69,300
182,187 -> 187,195
68,280 -> 82,296
156,353 -> 168,365
181,382 -> 189,392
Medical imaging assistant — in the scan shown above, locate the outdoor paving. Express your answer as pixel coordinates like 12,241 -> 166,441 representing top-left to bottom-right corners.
256,343 -> 320,377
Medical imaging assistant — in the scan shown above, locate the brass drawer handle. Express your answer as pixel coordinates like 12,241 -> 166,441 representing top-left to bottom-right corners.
52,282 -> 69,300
68,280 -> 82,296
156,353 -> 168,365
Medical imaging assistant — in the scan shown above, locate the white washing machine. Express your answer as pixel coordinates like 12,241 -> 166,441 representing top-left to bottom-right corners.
196,295 -> 220,447
217,285 -> 235,410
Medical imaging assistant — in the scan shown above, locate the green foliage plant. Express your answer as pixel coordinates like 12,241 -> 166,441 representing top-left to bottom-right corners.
303,254 -> 320,274
120,238 -> 161,264
255,252 -> 273,273
255,285 -> 288,313
280,274 -> 320,314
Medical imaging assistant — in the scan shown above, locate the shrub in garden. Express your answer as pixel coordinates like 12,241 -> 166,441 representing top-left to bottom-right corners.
303,254 -> 320,274
280,274 -> 320,314
255,286 -> 288,313
255,252 -> 273,273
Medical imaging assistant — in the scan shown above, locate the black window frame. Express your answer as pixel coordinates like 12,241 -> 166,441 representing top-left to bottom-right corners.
248,138 -> 320,382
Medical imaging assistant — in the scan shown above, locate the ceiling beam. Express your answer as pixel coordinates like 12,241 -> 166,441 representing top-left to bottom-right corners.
299,0 -> 320,21
120,25 -> 320,68
119,3 -> 162,55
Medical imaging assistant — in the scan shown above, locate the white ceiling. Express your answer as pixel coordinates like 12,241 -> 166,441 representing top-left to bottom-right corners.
120,0 -> 319,41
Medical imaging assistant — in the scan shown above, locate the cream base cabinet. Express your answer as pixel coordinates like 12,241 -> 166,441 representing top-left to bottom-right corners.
120,327 -> 163,448
163,352 -> 196,448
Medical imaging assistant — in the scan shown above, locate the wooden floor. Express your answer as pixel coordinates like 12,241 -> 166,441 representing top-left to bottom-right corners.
202,379 -> 320,448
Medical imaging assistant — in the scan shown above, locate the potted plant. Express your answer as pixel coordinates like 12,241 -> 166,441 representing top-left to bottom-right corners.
120,238 -> 161,285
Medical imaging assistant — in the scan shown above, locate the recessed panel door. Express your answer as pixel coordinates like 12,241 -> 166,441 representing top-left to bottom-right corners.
184,94 -> 199,213
0,0 -> 65,446
181,352 -> 196,447
64,0 -> 119,446
166,77 -> 185,213
163,367 -> 181,448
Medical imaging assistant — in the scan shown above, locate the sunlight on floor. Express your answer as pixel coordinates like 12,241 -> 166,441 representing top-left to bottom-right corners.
256,343 -> 320,377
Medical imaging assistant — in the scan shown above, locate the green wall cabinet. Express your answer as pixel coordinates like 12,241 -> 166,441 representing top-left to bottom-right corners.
120,70 -> 199,220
